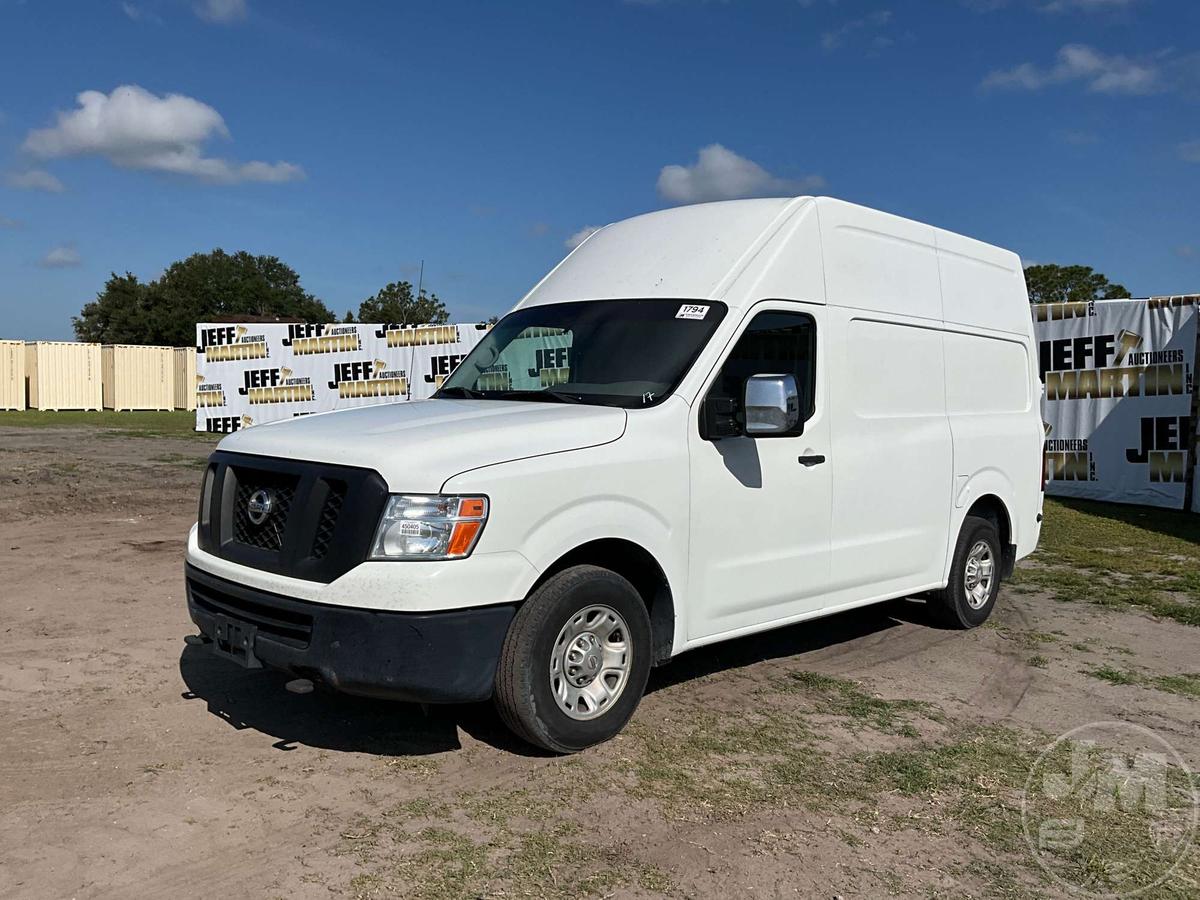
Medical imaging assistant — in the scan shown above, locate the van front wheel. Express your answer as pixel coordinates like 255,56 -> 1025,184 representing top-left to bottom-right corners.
929,515 -> 1001,629
494,565 -> 652,753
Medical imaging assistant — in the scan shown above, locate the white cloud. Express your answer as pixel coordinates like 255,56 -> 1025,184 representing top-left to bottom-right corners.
656,144 -> 825,205
39,245 -> 81,268
821,10 -> 893,52
1178,140 -> 1200,163
122,2 -> 162,24
0,215 -> 19,228
982,44 -> 1158,95
195,0 -> 247,24
6,169 -> 65,192
22,85 -> 304,185
565,225 -> 603,249
1175,245 -> 1196,259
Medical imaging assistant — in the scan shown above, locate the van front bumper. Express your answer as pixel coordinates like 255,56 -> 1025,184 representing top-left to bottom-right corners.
185,563 -> 517,703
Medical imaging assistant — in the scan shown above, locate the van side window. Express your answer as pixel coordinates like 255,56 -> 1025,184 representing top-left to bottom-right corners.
708,311 -> 816,423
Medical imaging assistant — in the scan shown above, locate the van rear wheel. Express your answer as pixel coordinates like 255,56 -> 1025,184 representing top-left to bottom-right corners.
494,565 -> 652,753
929,515 -> 1001,629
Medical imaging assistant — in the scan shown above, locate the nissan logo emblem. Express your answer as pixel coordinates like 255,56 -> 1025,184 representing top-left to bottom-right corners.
246,489 -> 274,526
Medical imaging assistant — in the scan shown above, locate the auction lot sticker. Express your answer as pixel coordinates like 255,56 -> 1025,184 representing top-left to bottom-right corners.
1021,721 -> 1197,897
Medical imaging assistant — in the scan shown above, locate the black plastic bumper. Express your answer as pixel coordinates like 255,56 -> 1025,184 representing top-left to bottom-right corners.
185,563 -> 517,703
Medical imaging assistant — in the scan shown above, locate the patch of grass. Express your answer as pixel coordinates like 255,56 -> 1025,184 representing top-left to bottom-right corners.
1028,655 -> 1049,669
349,826 -> 488,900
345,793 -> 671,900
1152,673 -> 1200,699
1086,665 -> 1140,686
1084,667 -> 1200,701
773,670 -> 941,734
0,409 -> 215,441
1012,498 -> 1200,627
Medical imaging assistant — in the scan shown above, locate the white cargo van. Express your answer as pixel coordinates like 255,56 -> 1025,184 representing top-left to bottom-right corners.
185,197 -> 1043,752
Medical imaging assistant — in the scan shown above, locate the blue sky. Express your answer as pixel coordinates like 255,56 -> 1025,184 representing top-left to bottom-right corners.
0,0 -> 1196,340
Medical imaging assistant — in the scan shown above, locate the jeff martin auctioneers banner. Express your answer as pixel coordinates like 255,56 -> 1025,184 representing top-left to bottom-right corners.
1035,296 -> 1199,511
193,322 -> 490,434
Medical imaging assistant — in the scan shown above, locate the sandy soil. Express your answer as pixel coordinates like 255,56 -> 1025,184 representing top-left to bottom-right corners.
0,425 -> 1196,899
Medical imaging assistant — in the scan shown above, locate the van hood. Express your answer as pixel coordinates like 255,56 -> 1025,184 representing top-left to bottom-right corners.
216,399 -> 628,492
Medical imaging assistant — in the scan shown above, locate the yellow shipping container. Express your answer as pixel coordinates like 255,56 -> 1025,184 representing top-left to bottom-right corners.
174,346 -> 197,411
25,341 -> 102,411
0,340 -> 25,410
102,344 -> 175,411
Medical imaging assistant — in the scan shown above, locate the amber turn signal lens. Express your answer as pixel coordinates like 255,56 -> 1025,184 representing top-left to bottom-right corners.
458,498 -> 486,518
447,520 -> 482,556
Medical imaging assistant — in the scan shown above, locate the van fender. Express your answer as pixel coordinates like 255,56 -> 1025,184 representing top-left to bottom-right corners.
507,495 -> 688,653
942,468 -> 1017,583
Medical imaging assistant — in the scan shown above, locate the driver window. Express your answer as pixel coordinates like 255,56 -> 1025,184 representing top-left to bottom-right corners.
707,310 -> 816,420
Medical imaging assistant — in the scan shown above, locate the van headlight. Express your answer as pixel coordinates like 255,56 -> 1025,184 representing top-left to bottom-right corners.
370,495 -> 489,560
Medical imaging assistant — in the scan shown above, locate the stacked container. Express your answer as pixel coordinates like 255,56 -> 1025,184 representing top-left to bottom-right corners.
174,346 -> 197,411
25,341 -> 102,411
101,345 -> 175,411
0,340 -> 25,410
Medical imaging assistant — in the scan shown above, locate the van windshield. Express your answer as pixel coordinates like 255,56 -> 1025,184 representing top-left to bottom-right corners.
437,299 -> 728,408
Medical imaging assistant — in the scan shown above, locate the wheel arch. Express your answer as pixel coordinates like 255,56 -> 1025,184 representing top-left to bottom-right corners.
528,538 -> 676,666
963,493 -> 1015,579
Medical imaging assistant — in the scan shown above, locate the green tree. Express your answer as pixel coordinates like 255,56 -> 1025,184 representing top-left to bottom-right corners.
72,273 -> 152,344
357,281 -> 448,325
72,249 -> 334,346
1024,264 -> 1131,305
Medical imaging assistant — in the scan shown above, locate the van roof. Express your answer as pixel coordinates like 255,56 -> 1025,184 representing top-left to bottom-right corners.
519,197 -> 807,310
517,196 -> 1030,336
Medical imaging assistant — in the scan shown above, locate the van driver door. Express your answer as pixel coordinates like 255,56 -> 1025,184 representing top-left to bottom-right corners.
686,302 -> 833,642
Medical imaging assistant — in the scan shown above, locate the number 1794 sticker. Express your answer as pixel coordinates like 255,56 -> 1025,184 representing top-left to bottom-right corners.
675,304 -> 709,320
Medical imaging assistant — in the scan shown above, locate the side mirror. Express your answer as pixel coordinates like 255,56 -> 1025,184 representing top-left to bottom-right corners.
701,395 -> 740,440
743,374 -> 801,436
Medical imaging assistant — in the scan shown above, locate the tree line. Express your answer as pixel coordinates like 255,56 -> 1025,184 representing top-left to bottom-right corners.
72,249 -> 1129,346
72,249 -> 453,346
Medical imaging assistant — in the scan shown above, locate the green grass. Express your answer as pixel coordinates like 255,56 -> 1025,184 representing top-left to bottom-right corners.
1085,665 -> 1200,700
0,409 -> 214,441
1086,665 -> 1140,686
1012,498 -> 1200,626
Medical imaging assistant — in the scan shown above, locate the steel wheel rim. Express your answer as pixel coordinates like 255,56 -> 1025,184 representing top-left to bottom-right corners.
549,604 -> 632,721
963,540 -> 995,610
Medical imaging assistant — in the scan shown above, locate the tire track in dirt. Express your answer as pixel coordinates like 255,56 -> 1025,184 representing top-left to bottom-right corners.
965,595 -> 1036,722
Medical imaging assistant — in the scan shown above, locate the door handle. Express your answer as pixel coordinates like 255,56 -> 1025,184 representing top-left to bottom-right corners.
798,455 -> 826,466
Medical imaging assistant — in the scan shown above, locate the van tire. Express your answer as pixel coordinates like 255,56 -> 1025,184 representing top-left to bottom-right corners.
929,515 -> 1002,629
494,564 -> 652,754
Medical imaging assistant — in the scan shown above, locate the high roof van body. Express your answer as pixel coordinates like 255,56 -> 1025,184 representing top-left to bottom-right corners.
185,197 -> 1043,752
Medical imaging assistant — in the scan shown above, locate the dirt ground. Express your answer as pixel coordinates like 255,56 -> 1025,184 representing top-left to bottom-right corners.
0,422 -> 1197,899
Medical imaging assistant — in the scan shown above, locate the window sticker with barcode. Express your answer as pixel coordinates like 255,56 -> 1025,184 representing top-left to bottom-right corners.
675,304 -> 709,320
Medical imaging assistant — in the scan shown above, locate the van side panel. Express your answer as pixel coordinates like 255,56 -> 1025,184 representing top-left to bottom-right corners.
941,327 -> 1042,563
826,312 -> 953,595
934,230 -> 1030,336
815,199 -> 943,322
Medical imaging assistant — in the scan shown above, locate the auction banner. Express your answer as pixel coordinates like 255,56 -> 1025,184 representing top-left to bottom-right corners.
1036,296 -> 1198,510
193,322 -> 489,433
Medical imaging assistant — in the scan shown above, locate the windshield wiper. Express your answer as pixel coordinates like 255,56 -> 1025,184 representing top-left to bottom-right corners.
435,386 -> 487,400
499,389 -> 584,404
